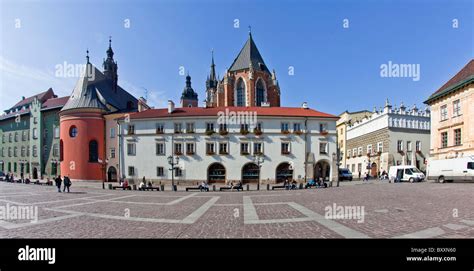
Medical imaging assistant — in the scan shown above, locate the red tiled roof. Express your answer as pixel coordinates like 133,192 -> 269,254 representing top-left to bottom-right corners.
426,59 -> 474,103
11,88 -> 55,109
127,106 -> 338,120
42,96 -> 70,110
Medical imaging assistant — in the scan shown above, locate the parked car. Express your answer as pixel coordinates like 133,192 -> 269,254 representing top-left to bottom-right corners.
338,168 -> 353,181
427,156 -> 474,183
388,166 -> 425,183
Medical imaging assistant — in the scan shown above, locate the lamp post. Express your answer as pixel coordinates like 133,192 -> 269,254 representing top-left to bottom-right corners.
253,153 -> 264,189
168,155 -> 179,191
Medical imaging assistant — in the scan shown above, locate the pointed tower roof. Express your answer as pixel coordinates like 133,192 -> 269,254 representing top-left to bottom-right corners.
229,31 -> 270,74
210,49 -> 216,81
181,73 -> 198,100
61,51 -> 138,113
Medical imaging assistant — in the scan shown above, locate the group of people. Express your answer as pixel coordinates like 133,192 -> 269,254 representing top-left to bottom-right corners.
138,177 -> 153,190
284,179 -> 298,190
227,181 -> 243,190
54,175 -> 72,193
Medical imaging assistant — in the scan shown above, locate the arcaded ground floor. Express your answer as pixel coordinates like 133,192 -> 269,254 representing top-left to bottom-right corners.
0,180 -> 473,238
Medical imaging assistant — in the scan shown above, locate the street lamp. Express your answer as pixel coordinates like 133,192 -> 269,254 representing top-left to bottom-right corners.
253,153 -> 264,189
168,155 -> 179,191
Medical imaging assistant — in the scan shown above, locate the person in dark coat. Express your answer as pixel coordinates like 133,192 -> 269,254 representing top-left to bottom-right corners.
55,175 -> 62,192
63,176 -> 71,193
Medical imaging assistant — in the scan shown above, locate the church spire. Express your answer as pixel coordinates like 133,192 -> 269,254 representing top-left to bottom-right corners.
102,36 -> 118,91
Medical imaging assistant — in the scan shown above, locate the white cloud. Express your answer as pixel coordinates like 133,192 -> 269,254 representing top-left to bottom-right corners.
0,56 -> 75,109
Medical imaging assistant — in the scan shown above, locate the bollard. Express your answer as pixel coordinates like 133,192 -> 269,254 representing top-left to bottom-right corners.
267,184 -> 270,190
246,184 -> 249,191
160,184 -> 164,191
108,183 -> 113,190
299,183 -> 303,189
173,184 -> 177,192
257,183 -> 260,190
213,185 -> 216,191
102,182 -> 105,189
132,184 -> 137,190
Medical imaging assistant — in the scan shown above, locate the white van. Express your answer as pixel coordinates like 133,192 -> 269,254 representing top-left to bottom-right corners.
427,156 -> 474,183
388,166 -> 425,183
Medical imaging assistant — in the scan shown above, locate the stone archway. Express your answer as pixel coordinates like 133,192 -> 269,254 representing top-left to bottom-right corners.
275,162 -> 293,183
107,166 -> 118,182
242,163 -> 259,183
207,163 -> 226,183
314,160 -> 330,181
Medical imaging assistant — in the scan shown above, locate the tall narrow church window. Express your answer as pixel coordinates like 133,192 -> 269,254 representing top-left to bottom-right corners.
89,140 -> 98,162
256,79 -> 265,106
236,78 -> 246,106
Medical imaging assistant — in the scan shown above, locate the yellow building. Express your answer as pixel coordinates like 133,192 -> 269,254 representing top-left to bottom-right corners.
425,59 -> 474,159
336,110 -> 373,169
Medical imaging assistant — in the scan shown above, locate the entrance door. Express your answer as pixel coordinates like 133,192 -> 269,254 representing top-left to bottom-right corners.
107,167 -> 118,182
242,163 -> 259,183
207,163 -> 226,183
371,163 -> 377,177
33,167 -> 38,179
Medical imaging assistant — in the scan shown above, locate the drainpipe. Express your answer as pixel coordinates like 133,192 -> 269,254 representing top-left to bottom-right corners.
304,117 -> 308,182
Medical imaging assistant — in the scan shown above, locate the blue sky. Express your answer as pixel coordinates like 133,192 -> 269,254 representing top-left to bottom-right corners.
0,0 -> 472,115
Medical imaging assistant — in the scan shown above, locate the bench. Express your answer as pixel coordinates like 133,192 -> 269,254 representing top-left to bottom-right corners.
139,186 -> 160,191
219,186 -> 243,191
271,185 -> 287,190
112,186 -> 132,190
186,186 -> 209,192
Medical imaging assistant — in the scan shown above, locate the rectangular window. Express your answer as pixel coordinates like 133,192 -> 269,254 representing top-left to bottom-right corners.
53,144 -> 59,157
377,142 -> 383,153
256,123 -> 263,131
53,127 -> 59,139
206,123 -> 214,132
440,105 -> 448,121
33,128 -> 38,139
127,125 -> 135,135
241,143 -> 249,154
175,168 -> 183,177
416,141 -> 421,152
110,148 -> 115,159
320,142 -> 328,155
174,123 -> 182,133
128,166 -> 135,176
352,164 -> 356,173
441,132 -> 448,148
254,142 -> 263,155
454,129 -> 462,146
174,143 -> 183,155
347,150 -> 351,158
367,144 -> 372,154
281,142 -> 290,154
357,147 -> 362,156
156,143 -> 165,155
219,123 -> 228,134
453,100 -> 461,117
127,143 -> 136,156
219,143 -> 228,154
206,143 -> 215,154
281,123 -> 289,133
157,167 -> 164,177
293,123 -> 301,132
407,141 -> 412,152
357,163 -> 362,174
186,143 -> 195,155
186,123 -> 194,133
320,123 -> 328,133
22,131 -> 27,141
397,140 -> 403,152
352,148 -> 357,157
240,124 -> 249,133
110,127 -> 116,138
156,123 -> 164,134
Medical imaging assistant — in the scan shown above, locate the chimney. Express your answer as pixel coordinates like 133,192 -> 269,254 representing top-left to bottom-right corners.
301,102 -> 309,109
22,96 -> 25,100
168,100 -> 175,114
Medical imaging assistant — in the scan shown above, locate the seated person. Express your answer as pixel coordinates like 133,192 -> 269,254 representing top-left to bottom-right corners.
139,181 -> 145,190
291,180 -> 297,190
147,181 -> 153,188
123,179 -> 129,188
199,181 -> 208,191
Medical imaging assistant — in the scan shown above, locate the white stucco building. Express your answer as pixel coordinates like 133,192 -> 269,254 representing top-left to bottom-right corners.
345,100 -> 430,178
117,103 -> 338,185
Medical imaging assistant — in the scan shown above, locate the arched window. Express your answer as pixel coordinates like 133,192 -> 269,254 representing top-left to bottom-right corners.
256,79 -> 265,106
236,78 -> 246,106
60,140 -> 64,161
89,140 -> 98,162
69,126 -> 78,137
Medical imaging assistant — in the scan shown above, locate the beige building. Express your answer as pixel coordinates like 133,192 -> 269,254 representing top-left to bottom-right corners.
425,59 -> 474,160
337,110 -> 372,168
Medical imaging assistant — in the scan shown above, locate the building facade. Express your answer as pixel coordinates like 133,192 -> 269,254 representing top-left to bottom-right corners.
118,105 -> 338,185
336,110 -> 373,169
345,100 -> 430,178
425,59 -> 474,160
0,89 -> 68,179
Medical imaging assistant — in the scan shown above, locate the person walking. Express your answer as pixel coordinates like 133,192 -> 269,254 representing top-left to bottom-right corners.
55,175 -> 62,192
63,176 -> 71,193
